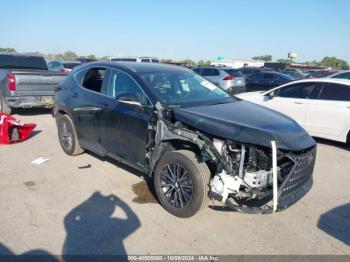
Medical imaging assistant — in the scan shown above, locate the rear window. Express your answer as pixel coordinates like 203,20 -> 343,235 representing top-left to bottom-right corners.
63,62 -> 80,69
111,58 -> 137,62
319,83 -> 350,101
0,54 -> 48,70
225,69 -> 244,77
141,58 -> 151,63
201,68 -> 220,76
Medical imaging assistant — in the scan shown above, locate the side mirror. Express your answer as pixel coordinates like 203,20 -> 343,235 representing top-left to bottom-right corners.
116,93 -> 142,107
264,91 -> 275,100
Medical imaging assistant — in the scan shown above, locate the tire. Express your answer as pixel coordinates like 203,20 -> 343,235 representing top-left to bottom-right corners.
56,114 -> 84,156
154,150 -> 211,218
0,95 -> 12,114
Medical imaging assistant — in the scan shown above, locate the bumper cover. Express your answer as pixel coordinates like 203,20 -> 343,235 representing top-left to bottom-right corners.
6,96 -> 54,108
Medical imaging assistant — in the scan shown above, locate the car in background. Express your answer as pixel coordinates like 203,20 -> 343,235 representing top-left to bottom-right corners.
237,78 -> 350,144
0,53 -> 66,114
305,70 -> 338,78
238,66 -> 273,77
54,61 -> 316,217
327,70 -> 350,80
48,60 -> 81,74
283,70 -> 309,80
110,56 -> 160,63
245,71 -> 295,91
193,66 -> 246,94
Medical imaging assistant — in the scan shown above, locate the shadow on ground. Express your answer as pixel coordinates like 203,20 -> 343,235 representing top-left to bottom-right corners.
13,108 -> 52,116
318,203 -> 350,246
86,151 -> 159,204
0,191 -> 141,259
315,137 -> 349,150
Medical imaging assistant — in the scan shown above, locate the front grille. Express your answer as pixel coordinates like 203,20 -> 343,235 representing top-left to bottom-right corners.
278,146 -> 316,208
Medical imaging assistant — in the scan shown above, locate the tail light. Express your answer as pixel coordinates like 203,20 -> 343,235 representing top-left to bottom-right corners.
59,68 -> 70,74
223,76 -> 233,81
7,73 -> 16,91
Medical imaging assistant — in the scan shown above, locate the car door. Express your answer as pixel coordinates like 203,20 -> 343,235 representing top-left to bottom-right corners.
98,69 -> 152,169
261,82 -> 319,126
246,72 -> 263,91
305,82 -> 350,142
70,67 -> 109,155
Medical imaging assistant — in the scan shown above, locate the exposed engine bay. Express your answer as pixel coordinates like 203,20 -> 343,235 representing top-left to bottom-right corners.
145,103 -> 316,214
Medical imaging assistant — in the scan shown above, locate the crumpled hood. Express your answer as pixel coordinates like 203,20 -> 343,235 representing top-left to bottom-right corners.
172,100 -> 316,151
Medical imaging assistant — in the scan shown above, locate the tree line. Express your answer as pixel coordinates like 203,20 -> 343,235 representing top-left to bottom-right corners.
252,54 -> 349,70
1,47 -> 348,69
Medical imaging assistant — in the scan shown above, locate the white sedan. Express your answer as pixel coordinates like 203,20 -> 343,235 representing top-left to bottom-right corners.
237,78 -> 350,144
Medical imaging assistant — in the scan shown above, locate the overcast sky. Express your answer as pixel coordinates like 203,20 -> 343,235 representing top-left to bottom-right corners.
1,0 -> 349,62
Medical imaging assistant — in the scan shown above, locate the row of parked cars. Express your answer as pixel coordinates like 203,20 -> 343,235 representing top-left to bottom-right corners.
1,51 -> 349,218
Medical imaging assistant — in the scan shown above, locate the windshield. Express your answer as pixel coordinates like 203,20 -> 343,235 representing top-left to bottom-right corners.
0,54 -> 48,70
63,62 -> 81,69
140,71 -> 234,106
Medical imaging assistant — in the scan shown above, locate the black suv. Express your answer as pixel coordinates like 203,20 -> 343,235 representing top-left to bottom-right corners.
54,62 -> 316,217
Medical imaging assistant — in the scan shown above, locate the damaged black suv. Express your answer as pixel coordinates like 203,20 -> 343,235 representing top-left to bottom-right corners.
54,62 -> 316,217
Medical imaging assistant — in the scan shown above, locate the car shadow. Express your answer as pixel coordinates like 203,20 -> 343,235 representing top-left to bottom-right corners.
86,151 -> 159,203
0,192 -> 141,259
317,203 -> 350,246
314,137 -> 349,150
63,191 -> 141,258
13,108 -> 52,116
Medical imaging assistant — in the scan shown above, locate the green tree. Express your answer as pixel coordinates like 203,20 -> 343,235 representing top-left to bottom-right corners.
252,55 -> 272,61
161,59 -> 172,63
320,56 -> 349,70
182,59 -> 196,67
277,59 -> 291,64
87,55 -> 97,60
63,51 -> 78,61
196,60 -> 211,66
0,47 -> 16,52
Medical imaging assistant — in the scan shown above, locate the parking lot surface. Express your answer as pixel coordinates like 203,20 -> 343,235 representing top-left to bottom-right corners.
0,109 -> 349,256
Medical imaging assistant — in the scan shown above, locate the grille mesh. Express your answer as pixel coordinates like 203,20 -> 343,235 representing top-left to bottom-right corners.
278,147 -> 316,204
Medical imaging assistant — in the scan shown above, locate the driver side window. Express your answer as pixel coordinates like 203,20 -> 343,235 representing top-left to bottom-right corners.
276,82 -> 318,99
108,70 -> 150,105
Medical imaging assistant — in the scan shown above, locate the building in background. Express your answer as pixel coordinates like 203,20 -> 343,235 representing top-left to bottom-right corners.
211,59 -> 264,68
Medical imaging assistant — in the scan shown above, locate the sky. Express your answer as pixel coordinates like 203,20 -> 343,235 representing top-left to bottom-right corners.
1,0 -> 349,62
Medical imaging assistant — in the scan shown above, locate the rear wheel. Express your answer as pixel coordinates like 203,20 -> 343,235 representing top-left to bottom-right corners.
56,114 -> 84,156
0,95 -> 12,114
154,150 -> 211,218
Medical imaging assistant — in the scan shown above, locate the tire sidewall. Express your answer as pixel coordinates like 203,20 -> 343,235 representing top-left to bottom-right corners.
57,114 -> 77,155
154,151 -> 207,218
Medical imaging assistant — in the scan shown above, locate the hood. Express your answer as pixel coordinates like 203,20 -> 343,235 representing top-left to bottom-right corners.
172,101 -> 316,151
236,91 -> 264,100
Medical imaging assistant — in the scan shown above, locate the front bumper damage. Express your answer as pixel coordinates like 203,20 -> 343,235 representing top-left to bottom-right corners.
146,103 -> 316,214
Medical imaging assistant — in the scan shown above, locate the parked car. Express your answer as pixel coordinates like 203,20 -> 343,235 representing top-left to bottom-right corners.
237,78 -> 350,144
245,71 -> 295,91
110,56 -> 160,63
327,70 -> 350,80
305,70 -> 338,78
283,70 -> 309,80
0,52 -> 67,114
54,62 -> 316,217
48,60 -> 81,74
193,66 -> 246,94
238,66 -> 273,77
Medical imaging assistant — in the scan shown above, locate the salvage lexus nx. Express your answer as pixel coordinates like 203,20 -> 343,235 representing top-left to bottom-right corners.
54,62 -> 317,218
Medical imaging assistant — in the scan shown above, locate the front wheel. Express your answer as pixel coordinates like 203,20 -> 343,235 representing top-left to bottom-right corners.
56,114 -> 84,156
154,150 -> 211,218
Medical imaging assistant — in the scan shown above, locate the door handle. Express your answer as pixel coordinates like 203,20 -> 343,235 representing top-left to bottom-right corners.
294,101 -> 304,105
100,103 -> 108,109
347,106 -> 350,109
72,92 -> 79,98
